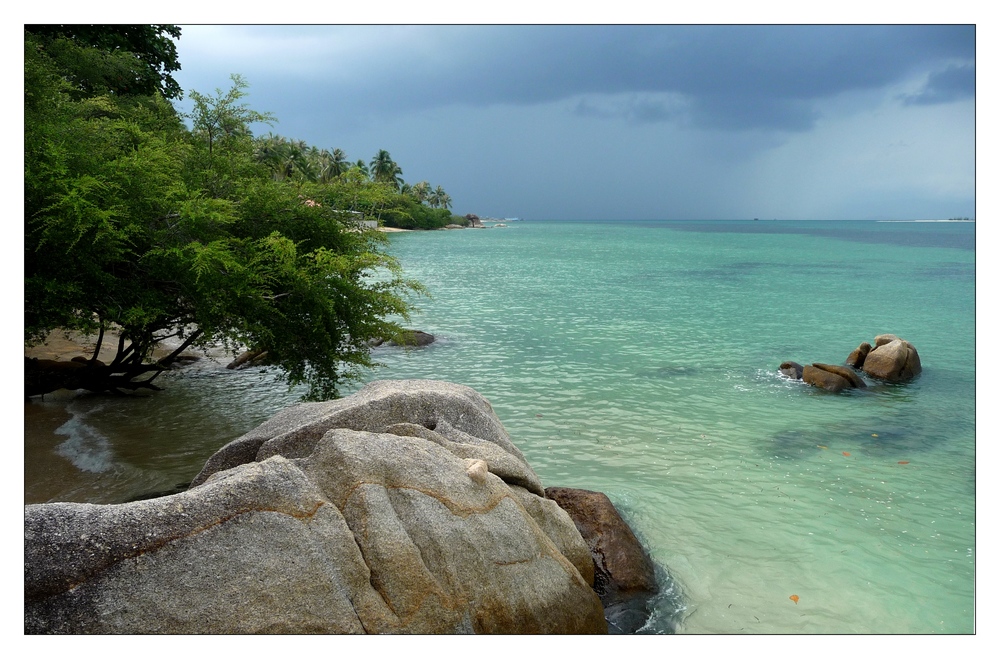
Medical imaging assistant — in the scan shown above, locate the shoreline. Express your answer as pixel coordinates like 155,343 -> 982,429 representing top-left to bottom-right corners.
25,329 -> 224,364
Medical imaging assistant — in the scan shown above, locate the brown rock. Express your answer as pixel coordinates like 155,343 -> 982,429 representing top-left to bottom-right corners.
846,342 -> 872,368
874,334 -> 900,347
779,361 -> 804,379
862,339 -> 922,382
545,486 -> 659,633
812,363 -> 866,389
802,365 -> 850,392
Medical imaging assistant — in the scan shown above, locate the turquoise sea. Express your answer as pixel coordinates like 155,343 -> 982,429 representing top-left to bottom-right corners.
24,220 -> 976,634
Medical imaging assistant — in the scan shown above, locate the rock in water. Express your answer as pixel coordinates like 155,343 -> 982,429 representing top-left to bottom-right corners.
812,363 -> 867,389
802,365 -> 851,392
390,329 -> 435,346
874,333 -> 900,347
25,380 -> 606,634
846,342 -> 872,368
779,361 -> 804,379
544,487 -> 660,634
369,329 -> 436,348
862,338 -> 922,382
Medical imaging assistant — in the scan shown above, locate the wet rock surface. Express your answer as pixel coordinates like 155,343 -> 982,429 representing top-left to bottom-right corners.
544,486 -> 662,633
780,334 -> 921,392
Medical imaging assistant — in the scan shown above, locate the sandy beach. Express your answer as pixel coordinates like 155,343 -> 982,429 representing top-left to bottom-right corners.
25,329 -> 221,363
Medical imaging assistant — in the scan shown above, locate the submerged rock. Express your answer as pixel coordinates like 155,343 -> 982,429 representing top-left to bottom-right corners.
368,329 -> 436,348
25,380 -> 606,634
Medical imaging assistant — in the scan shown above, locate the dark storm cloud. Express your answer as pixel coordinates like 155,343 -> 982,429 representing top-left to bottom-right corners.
274,24 -> 974,132
902,63 -> 977,105
171,24 -> 975,221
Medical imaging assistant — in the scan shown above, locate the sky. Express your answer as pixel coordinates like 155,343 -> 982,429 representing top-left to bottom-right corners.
168,24 -> 976,221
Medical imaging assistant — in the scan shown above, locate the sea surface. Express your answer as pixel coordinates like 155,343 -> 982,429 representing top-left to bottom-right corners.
23,219 -> 976,634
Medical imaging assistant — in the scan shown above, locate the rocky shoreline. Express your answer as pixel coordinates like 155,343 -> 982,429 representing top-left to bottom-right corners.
25,379 -> 665,634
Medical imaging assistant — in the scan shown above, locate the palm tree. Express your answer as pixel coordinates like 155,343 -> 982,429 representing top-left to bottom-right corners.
289,139 -> 318,183
434,185 -> 452,210
254,133 -> 290,180
353,159 -> 370,178
411,180 -> 431,204
370,149 -> 404,191
316,148 -> 349,184
328,148 -> 349,180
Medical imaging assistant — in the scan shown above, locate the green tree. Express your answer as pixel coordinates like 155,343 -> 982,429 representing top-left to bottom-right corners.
25,24 -> 183,100
410,180 -> 431,204
316,148 -> 349,184
370,149 -> 404,191
435,185 -> 453,210
25,32 -> 423,400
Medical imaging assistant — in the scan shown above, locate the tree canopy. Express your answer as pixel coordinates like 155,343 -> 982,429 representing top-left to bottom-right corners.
24,24 -> 183,100
24,27 -> 463,400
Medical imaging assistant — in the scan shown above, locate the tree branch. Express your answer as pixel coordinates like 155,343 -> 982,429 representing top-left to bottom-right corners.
89,324 -> 105,365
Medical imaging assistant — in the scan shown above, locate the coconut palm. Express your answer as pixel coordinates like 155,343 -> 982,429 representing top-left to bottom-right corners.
370,149 -> 404,191
434,185 -> 452,210
316,148 -> 349,184
411,180 -> 431,204
326,148 -> 349,181
254,133 -> 291,180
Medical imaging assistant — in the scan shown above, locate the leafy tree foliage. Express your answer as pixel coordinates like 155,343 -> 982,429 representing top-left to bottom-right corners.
370,149 -> 404,191
24,24 -> 183,99
25,29 -> 431,400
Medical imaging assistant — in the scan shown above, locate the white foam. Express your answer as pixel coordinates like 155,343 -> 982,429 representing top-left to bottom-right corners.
54,403 -> 115,473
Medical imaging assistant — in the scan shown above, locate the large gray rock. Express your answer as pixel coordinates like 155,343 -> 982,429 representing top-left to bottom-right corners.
862,338 -> 922,382
25,380 -> 606,634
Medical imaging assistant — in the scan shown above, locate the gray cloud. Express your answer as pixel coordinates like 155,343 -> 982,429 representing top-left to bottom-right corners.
902,63 -> 976,105
171,25 -> 975,221
177,25 -> 975,134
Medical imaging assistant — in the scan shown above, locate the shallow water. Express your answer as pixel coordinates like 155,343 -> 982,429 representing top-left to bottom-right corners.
24,220 -> 976,633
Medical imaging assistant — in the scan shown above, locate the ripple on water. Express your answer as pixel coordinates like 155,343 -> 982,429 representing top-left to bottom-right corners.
25,221 -> 976,632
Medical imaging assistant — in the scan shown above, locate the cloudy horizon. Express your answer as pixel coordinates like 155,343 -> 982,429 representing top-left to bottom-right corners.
170,25 -> 975,221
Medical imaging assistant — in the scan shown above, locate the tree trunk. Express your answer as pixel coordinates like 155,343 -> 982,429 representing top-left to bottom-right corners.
24,329 -> 203,398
